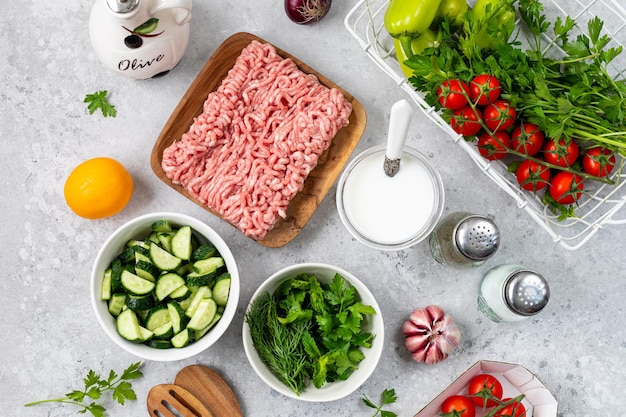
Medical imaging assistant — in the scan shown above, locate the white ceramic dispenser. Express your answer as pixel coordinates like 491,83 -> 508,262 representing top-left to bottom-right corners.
89,0 -> 192,79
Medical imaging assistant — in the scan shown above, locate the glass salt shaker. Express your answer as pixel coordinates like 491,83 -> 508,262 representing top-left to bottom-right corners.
429,212 -> 500,268
477,264 -> 550,322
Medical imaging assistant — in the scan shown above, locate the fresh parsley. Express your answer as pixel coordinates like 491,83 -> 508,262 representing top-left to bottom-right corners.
84,90 -> 117,117
404,0 -> 626,219
363,388 -> 398,417
24,362 -> 142,417
244,273 -> 376,395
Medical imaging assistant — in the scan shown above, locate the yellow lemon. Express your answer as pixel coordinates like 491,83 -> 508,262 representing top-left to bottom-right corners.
64,157 -> 134,219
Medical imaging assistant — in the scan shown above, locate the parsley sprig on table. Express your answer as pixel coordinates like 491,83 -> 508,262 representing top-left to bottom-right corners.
24,362 -> 142,417
245,273 -> 376,395
84,90 -> 117,117
363,388 -> 398,417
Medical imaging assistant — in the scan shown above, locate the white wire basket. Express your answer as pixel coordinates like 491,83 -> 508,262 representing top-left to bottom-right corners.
345,0 -> 626,250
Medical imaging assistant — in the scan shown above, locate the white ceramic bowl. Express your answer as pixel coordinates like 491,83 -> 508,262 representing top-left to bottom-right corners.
242,263 -> 384,401
336,145 -> 445,251
90,212 -> 240,362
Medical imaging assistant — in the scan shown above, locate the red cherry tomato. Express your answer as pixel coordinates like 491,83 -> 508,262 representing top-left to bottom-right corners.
582,147 -> 616,177
511,123 -> 545,156
516,160 -> 551,192
469,74 -> 501,105
543,138 -> 579,167
549,171 -> 584,204
438,79 -> 470,110
441,395 -> 476,417
483,100 -> 516,131
494,398 -> 527,417
477,131 -> 511,160
451,106 -> 482,137
468,374 -> 504,408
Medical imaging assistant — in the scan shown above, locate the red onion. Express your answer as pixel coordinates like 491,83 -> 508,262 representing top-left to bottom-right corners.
284,0 -> 332,25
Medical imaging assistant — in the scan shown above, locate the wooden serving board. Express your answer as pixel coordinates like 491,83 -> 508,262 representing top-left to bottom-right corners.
150,32 -> 366,248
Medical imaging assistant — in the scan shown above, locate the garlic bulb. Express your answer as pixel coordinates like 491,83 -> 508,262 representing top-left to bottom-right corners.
402,305 -> 461,364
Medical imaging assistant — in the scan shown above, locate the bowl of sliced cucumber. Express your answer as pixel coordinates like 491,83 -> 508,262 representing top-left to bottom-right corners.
90,212 -> 240,361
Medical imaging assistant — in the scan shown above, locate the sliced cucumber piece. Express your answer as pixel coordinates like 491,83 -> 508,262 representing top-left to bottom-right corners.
149,243 -> 182,271
155,273 -> 185,301
191,243 -> 217,262
171,328 -> 192,348
169,284 -> 192,300
171,225 -> 193,261
194,312 -> 222,341
184,286 -> 213,318
101,268 -> 112,301
167,301 -> 188,334
158,232 -> 175,253
187,298 -> 218,331
120,269 -> 156,296
134,251 -> 151,264
192,257 -> 224,274
135,260 -> 159,282
186,270 -> 218,287
152,321 -> 174,340
151,219 -> 172,232
116,309 -> 143,343
108,293 -> 127,316
126,294 -> 155,312
116,247 -> 135,264
145,305 -> 171,331
110,259 -> 123,293
139,326 -> 154,341
146,339 -> 172,349
148,232 -> 160,244
212,275 -> 231,307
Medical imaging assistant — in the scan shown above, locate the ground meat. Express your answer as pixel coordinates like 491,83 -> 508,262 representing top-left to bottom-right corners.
161,40 -> 352,240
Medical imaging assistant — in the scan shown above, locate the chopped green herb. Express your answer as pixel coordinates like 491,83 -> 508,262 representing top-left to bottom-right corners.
84,90 -> 117,117
24,362 -> 142,417
245,272 -> 376,395
363,388 -> 398,417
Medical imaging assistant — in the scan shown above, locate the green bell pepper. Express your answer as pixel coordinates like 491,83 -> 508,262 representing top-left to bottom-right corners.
471,0 -> 517,50
434,0 -> 468,29
384,0 -> 443,60
393,29 -> 438,78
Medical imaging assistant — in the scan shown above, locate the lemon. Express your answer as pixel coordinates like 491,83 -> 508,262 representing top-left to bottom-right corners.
64,157 -> 134,219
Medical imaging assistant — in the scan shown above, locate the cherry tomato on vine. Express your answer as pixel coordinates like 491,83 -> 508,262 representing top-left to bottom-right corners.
468,374 -> 503,408
483,100 -> 516,131
511,123 -> 544,156
494,398 -> 527,417
469,74 -> 501,105
438,79 -> 470,110
477,131 -> 510,160
451,106 -> 482,137
582,147 -> 616,177
549,171 -> 584,205
516,160 -> 551,192
441,395 -> 476,417
542,138 -> 579,167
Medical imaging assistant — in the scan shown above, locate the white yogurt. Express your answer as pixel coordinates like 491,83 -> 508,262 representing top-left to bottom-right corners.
341,148 -> 440,247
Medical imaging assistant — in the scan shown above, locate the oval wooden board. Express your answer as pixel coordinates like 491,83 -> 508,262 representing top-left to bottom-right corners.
150,32 -> 366,248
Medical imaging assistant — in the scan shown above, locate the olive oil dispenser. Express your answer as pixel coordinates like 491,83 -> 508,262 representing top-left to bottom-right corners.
89,0 -> 192,79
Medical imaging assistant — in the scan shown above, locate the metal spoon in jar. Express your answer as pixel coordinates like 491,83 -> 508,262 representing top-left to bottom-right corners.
337,99 -> 445,250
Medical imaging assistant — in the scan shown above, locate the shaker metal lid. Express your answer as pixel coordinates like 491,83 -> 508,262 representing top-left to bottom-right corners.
504,270 -> 550,316
454,215 -> 500,261
107,0 -> 139,13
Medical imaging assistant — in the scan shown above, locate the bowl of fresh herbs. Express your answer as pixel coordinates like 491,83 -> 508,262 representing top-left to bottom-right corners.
242,263 -> 384,401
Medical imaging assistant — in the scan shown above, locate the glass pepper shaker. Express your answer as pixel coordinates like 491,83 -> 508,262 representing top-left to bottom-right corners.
429,212 -> 500,268
477,264 -> 550,322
